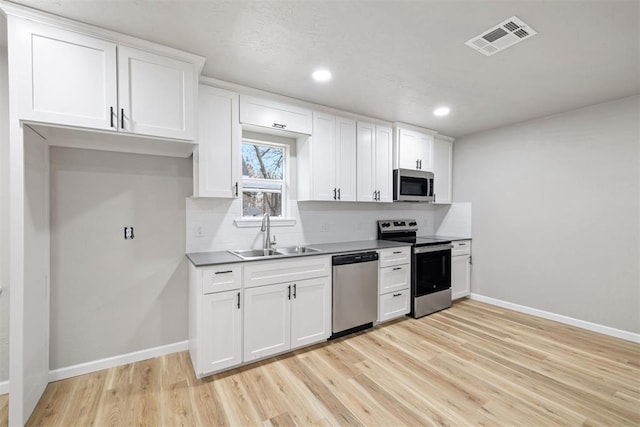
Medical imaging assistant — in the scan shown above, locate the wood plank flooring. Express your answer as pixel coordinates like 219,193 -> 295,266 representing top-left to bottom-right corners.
2,299 -> 639,426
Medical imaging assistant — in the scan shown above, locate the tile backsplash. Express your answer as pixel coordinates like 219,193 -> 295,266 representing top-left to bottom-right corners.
186,198 -> 472,253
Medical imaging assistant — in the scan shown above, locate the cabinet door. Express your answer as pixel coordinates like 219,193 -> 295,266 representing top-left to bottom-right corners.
335,117 -> 357,201
378,290 -> 410,322
243,283 -> 291,361
118,46 -> 195,140
240,95 -> 312,135
451,255 -> 471,300
14,19 -> 117,130
432,137 -> 452,204
397,128 -> 419,170
374,125 -> 393,202
379,264 -> 410,294
290,277 -> 331,349
356,121 -> 375,201
195,85 -> 240,198
417,133 -> 434,172
310,112 -> 336,200
199,290 -> 242,375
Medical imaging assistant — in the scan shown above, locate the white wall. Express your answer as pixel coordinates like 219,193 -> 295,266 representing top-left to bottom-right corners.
453,95 -> 640,334
49,147 -> 192,370
0,14 -> 9,385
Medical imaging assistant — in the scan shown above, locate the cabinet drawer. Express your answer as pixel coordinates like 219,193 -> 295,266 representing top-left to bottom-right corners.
244,256 -> 331,289
378,290 -> 410,322
240,95 -> 312,135
452,240 -> 471,256
378,247 -> 411,268
202,265 -> 242,294
379,264 -> 410,294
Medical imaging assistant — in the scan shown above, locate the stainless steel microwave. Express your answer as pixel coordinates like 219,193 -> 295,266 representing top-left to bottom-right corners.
393,168 -> 434,202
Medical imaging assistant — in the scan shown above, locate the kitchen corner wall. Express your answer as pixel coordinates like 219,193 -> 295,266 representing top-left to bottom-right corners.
49,147 -> 192,370
453,95 -> 640,334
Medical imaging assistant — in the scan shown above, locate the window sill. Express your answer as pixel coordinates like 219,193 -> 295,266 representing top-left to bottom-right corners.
234,217 -> 297,228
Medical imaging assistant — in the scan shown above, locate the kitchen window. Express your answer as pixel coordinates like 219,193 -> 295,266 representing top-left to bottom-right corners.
242,139 -> 286,217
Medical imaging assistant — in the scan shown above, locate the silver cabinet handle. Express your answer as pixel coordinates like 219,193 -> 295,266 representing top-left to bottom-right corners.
272,123 -> 286,129
215,270 -> 233,275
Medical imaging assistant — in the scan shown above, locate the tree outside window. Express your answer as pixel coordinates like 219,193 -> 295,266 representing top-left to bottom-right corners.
242,140 -> 285,217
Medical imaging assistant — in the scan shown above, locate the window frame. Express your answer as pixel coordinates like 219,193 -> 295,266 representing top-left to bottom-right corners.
240,137 -> 287,219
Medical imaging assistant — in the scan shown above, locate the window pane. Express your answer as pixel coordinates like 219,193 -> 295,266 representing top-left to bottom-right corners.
243,179 -> 282,191
242,143 -> 284,180
242,191 -> 282,217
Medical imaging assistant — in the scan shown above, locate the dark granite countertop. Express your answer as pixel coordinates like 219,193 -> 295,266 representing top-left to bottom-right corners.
186,240 -> 411,267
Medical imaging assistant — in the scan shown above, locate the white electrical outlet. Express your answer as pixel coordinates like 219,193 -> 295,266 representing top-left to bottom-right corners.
193,224 -> 207,238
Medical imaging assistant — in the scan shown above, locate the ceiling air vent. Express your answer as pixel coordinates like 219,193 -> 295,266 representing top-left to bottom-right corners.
465,16 -> 537,56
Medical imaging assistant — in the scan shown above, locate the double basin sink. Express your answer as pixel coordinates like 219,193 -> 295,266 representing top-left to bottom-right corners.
229,246 -> 323,260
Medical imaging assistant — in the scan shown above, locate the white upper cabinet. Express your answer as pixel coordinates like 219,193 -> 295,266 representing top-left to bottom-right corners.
335,117 -> 358,201
432,135 -> 453,204
375,125 -> 393,202
394,126 -> 434,172
357,122 -> 393,202
14,20 -> 117,130
240,95 -> 312,135
12,19 -> 200,141
194,85 -> 241,198
298,112 -> 356,201
117,46 -> 195,140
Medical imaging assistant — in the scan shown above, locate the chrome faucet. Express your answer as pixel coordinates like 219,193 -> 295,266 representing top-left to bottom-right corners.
261,213 -> 272,250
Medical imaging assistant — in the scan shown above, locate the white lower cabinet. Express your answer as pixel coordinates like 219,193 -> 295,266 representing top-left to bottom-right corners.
379,290 -> 411,322
377,247 -> 411,322
243,276 -> 331,361
200,290 -> 243,374
451,240 -> 472,300
189,263 -> 243,378
243,282 -> 291,361
290,277 -> 332,349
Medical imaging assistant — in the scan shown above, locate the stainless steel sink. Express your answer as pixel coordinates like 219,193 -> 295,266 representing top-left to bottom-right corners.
275,246 -> 322,255
229,246 -> 323,260
228,249 -> 282,260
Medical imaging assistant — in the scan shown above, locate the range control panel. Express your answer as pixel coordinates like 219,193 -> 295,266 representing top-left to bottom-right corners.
378,219 -> 419,233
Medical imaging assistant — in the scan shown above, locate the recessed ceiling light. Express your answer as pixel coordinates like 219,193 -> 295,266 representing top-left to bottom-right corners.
433,106 -> 450,117
312,69 -> 332,82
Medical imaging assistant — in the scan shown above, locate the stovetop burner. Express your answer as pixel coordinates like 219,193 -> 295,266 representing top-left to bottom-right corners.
377,219 -> 452,247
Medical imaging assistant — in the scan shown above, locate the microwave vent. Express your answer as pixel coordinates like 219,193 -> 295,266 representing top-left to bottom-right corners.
465,16 -> 537,56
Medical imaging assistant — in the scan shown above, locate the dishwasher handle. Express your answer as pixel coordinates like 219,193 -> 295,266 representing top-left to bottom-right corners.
332,251 -> 379,266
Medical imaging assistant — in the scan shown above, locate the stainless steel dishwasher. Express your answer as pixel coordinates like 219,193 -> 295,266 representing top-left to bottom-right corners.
331,251 -> 379,339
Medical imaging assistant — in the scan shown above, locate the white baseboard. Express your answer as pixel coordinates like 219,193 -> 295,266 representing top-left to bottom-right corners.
0,379 -> 8,395
48,340 -> 189,382
469,293 -> 640,343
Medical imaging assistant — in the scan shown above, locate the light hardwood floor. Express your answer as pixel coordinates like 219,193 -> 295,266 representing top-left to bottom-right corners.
3,299 -> 639,426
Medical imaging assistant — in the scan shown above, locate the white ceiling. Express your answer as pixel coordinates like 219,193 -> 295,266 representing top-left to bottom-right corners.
9,0 -> 640,138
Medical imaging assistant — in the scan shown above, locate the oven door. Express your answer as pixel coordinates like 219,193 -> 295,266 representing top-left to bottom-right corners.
413,244 -> 452,297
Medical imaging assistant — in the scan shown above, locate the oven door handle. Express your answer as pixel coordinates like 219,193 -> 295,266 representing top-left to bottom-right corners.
414,244 -> 453,254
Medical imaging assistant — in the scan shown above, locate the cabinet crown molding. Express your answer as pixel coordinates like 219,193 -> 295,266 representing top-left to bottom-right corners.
393,122 -> 439,136
0,1 -> 206,72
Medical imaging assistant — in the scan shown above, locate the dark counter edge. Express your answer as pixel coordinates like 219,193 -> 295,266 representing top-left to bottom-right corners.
186,240 -> 411,267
